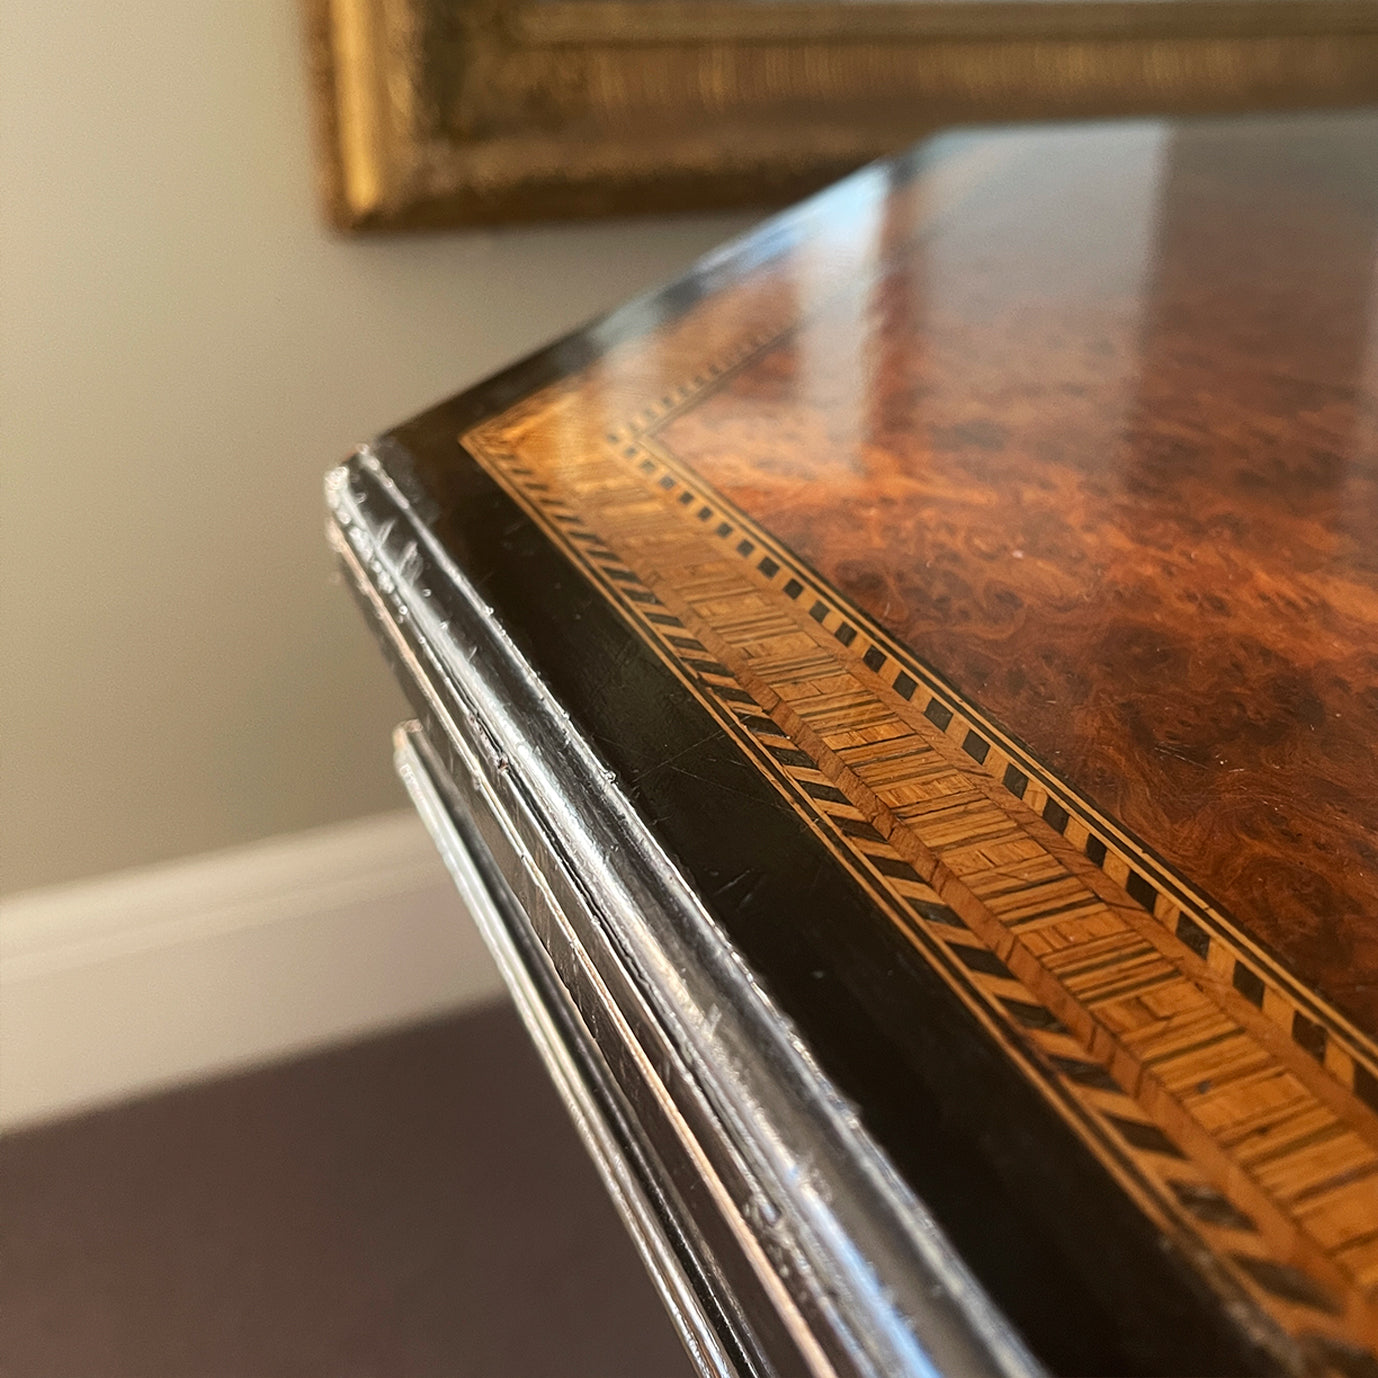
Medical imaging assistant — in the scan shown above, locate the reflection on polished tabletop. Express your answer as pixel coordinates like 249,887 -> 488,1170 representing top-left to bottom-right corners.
332,111 -> 1378,1377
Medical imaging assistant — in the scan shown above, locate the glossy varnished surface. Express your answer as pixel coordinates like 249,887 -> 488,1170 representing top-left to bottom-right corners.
343,112 -> 1378,1376
658,117 -> 1378,1034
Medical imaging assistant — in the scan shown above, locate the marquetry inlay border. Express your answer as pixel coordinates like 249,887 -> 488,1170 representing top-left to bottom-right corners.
461,327 -> 1378,1372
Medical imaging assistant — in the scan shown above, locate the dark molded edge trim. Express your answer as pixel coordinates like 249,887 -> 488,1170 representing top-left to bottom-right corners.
327,451 -> 1044,1378
394,723 -> 744,1378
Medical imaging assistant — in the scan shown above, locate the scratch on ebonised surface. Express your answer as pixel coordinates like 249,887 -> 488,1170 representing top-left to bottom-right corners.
718,868 -> 768,909
626,731 -> 722,784
662,764 -> 764,803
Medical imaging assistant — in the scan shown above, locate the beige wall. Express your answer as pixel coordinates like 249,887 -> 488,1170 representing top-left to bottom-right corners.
0,2 -> 756,896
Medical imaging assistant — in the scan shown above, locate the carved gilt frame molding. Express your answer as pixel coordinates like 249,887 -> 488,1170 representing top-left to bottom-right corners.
305,0 -> 1378,230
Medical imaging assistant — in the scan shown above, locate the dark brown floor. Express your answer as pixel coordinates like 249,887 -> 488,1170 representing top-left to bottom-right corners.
0,1004 -> 696,1378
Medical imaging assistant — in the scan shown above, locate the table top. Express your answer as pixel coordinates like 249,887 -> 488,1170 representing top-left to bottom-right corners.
330,111 -> 1378,1377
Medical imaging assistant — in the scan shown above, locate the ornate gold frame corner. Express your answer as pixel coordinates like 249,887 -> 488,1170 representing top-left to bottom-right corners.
306,0 -> 1378,231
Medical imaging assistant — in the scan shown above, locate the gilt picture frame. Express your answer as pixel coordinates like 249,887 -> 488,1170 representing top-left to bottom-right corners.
306,0 -> 1378,231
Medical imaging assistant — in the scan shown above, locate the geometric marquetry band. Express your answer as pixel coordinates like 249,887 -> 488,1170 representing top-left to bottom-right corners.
466,347 -> 1378,1373
649,450 -> 1378,1114
669,454 -> 1375,1093
638,418 -> 1378,1117
626,407 -> 1378,1124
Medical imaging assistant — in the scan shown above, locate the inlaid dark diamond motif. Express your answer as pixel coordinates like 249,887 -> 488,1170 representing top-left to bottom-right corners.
1176,915 -> 1210,961
1168,1181 -> 1257,1231
1107,1116 -> 1187,1159
1232,962 -> 1265,1009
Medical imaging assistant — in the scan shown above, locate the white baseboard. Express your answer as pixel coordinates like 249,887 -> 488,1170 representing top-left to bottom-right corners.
0,811 -> 507,1132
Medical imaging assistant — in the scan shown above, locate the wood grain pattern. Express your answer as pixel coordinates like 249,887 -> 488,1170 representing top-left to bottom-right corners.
456,115 -> 1378,1372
